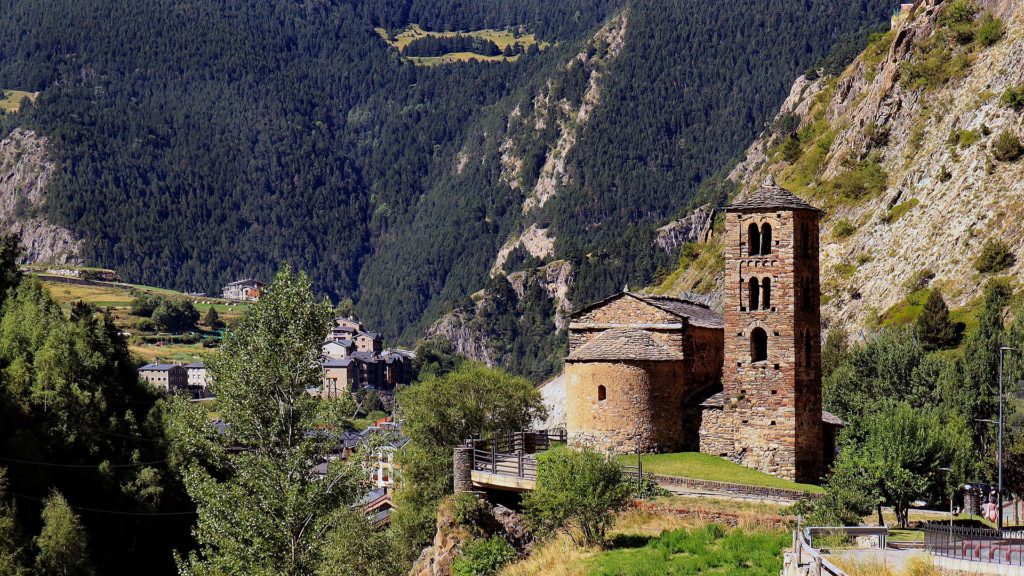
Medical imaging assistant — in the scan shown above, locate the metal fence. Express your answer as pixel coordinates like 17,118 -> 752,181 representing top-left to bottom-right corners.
923,523 -> 1024,565
468,428 -> 566,479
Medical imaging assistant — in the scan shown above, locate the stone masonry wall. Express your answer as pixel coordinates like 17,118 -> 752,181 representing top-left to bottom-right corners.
568,295 -> 681,351
566,360 -> 695,453
697,406 -> 733,457
722,208 -> 823,483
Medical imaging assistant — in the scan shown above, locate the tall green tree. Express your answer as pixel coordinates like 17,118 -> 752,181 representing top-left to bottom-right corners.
34,492 -> 93,576
915,289 -> 958,351
203,307 -> 223,330
829,403 -> 973,527
170,266 -> 363,576
392,363 -> 545,562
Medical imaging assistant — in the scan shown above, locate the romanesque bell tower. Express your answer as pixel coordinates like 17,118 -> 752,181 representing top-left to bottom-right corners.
722,176 -> 822,483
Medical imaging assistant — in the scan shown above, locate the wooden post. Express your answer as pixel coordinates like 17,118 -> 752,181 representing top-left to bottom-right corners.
491,440 -> 497,474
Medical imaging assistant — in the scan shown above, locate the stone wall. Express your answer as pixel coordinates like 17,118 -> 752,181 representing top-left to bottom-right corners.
722,208 -> 823,483
697,406 -> 733,457
566,359 -> 694,453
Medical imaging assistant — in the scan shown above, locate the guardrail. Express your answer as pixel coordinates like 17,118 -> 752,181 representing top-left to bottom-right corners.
793,528 -> 847,576
468,428 -> 566,480
923,523 -> 1024,565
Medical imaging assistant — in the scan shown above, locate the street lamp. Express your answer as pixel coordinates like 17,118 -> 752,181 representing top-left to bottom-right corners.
938,467 -> 955,543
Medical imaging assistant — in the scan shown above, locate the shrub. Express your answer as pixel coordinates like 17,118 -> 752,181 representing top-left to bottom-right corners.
904,268 -> 935,293
523,447 -> 630,548
992,131 -> 1023,162
938,0 -> 977,44
833,219 -> 856,238
976,12 -> 1005,47
822,156 -> 888,201
780,135 -> 802,163
975,239 -> 1016,273
450,493 -> 489,533
1003,86 -> 1024,111
883,198 -> 919,223
452,536 -> 517,576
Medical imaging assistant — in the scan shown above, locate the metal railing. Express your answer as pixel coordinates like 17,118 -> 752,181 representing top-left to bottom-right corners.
923,523 -> 1024,565
793,528 -> 848,576
467,428 -> 566,480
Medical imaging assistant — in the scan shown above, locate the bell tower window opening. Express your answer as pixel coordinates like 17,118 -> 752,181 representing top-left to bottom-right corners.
801,276 -> 813,312
747,223 -> 761,256
597,385 -> 607,402
748,278 -> 760,311
803,330 -> 813,367
761,278 -> 771,310
750,328 -> 768,362
760,223 -> 773,255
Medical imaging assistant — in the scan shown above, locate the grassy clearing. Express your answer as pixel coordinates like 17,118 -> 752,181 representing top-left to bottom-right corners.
615,452 -> 824,493
588,524 -> 788,576
0,89 -> 38,113
374,24 -> 548,66
35,274 -> 249,364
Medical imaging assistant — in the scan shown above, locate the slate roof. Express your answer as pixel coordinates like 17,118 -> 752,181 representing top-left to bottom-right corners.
183,362 -> 205,369
635,294 -> 724,329
323,358 -> 354,368
324,339 -> 353,348
822,410 -> 847,426
139,363 -> 180,371
567,328 -> 685,362
726,176 -> 821,213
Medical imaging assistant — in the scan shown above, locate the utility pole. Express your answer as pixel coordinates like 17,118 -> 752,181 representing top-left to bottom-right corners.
998,346 -> 1019,531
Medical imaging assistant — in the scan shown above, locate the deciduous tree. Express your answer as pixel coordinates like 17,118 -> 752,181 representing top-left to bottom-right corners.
170,266 -> 363,576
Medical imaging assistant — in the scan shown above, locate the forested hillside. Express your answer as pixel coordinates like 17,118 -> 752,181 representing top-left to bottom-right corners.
0,0 -> 896,377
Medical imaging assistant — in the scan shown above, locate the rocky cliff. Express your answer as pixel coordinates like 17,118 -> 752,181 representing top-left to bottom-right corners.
662,0 -> 1024,333
0,128 -> 82,264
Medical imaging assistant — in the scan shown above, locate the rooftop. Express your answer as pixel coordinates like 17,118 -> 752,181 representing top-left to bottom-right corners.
323,358 -> 354,368
571,292 -> 724,329
567,328 -> 685,362
139,363 -> 180,371
726,175 -> 821,213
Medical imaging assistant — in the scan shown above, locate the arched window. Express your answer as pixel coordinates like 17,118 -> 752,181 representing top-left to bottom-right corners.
801,277 -> 813,312
748,277 -> 760,311
760,223 -> 773,255
747,223 -> 760,256
801,222 -> 811,258
803,330 -> 813,367
598,385 -> 607,402
761,277 -> 771,310
750,328 -> 768,362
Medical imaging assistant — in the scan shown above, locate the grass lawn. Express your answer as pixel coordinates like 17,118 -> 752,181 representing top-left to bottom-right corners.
0,89 -> 38,113
888,528 -> 924,542
129,342 -> 209,364
616,452 -> 825,494
588,524 -> 787,576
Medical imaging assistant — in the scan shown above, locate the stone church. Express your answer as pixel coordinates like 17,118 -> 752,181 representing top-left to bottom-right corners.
563,177 -> 843,483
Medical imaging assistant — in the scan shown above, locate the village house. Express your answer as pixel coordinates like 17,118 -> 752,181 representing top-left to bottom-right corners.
320,316 -> 414,398
563,177 -> 844,482
184,361 -> 210,391
221,278 -> 267,301
138,363 -> 187,392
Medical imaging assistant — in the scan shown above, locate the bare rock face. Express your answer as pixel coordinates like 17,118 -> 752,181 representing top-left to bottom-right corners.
0,129 -> 82,264
654,204 -> 715,254
724,0 -> 1024,332
426,309 -> 495,366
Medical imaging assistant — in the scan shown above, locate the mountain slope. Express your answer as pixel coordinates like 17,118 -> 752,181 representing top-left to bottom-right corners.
0,0 -> 897,374
661,0 -> 1024,335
